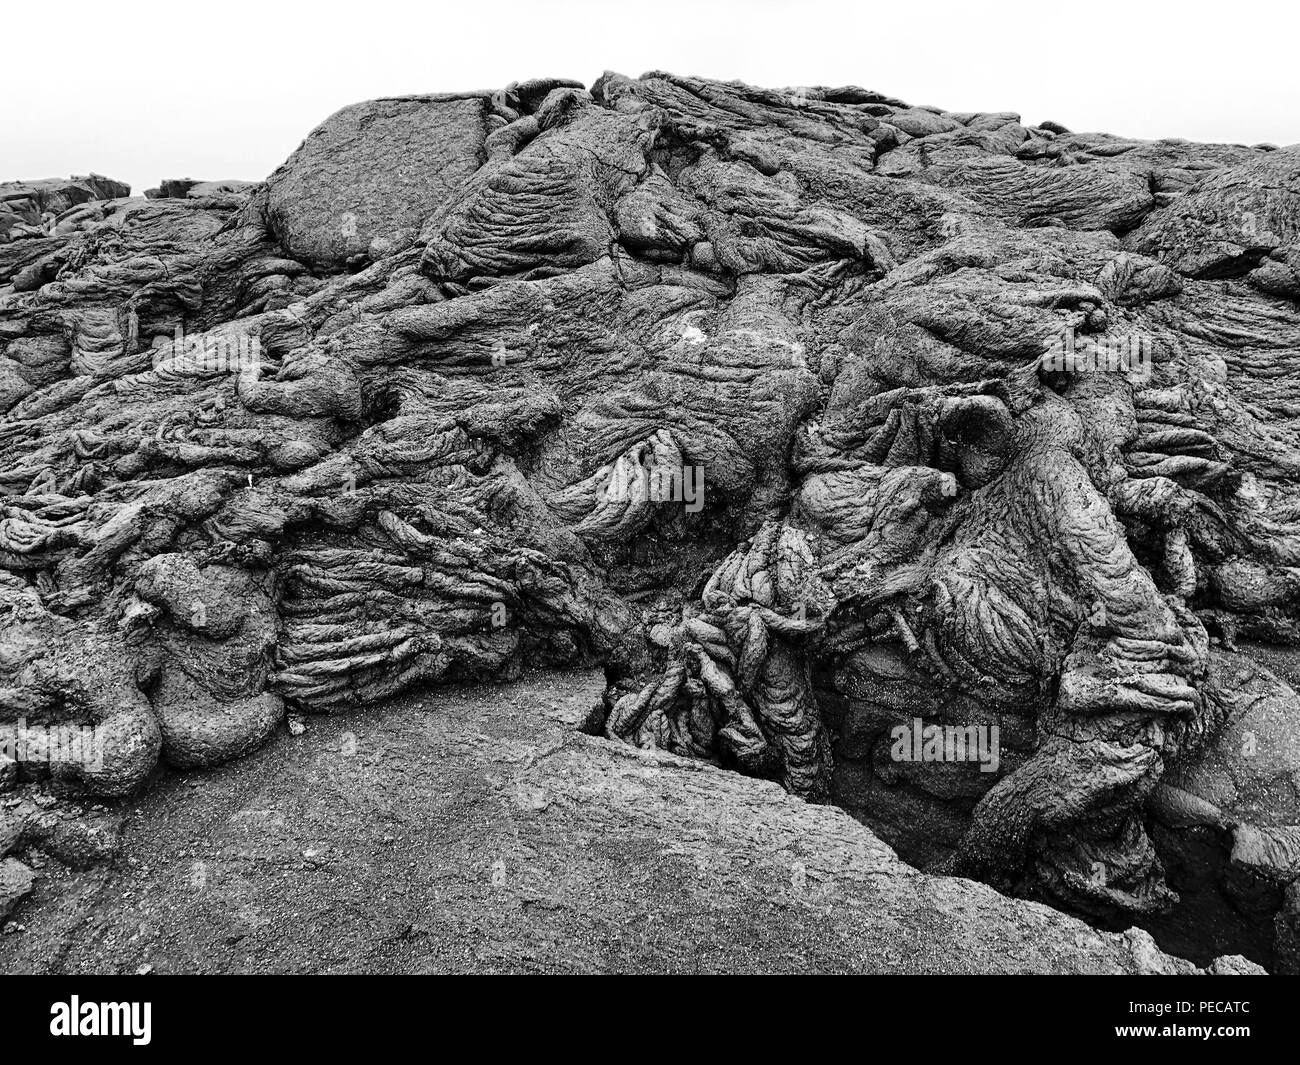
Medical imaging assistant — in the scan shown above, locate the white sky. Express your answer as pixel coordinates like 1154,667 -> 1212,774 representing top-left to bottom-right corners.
4,0 -> 1296,195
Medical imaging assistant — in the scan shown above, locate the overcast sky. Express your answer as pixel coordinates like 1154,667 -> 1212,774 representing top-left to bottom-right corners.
5,0 -> 1296,195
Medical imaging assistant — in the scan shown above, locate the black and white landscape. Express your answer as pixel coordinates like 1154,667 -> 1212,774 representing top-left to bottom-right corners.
2,17 -> 1299,982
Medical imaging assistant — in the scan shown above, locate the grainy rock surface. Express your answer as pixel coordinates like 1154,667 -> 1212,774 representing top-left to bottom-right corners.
0,670 -> 1260,973
265,94 -> 495,268
0,856 -> 35,920
2,71 -> 1299,971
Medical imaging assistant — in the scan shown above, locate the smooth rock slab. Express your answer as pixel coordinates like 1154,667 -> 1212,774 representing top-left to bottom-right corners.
265,94 -> 490,268
0,670 -> 1259,973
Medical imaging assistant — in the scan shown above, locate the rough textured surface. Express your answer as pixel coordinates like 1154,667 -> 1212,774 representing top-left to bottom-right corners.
2,71 -> 1299,970
265,94 -> 496,269
0,857 -> 35,920
0,670 -> 1259,974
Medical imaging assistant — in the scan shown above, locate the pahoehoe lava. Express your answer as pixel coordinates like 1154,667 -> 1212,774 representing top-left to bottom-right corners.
3,72 -> 1299,971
